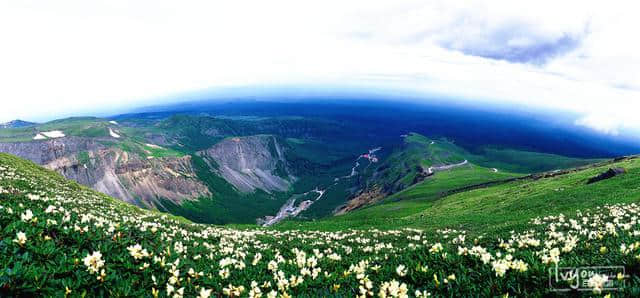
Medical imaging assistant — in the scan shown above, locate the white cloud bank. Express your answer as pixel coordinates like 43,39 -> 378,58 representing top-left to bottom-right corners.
0,0 -> 639,136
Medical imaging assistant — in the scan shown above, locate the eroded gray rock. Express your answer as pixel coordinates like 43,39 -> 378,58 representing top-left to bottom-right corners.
199,135 -> 295,193
587,167 -> 626,184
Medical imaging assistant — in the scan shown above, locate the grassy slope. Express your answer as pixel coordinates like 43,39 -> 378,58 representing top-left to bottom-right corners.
278,156 -> 640,236
5,154 -> 640,296
360,132 -> 596,195
0,117 -> 115,142
405,133 -> 466,167
359,133 -> 467,194
468,147 -> 605,173
383,165 -> 519,202
298,132 -> 604,220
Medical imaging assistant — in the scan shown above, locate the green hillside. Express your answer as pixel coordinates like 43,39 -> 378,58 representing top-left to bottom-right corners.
468,147 -> 605,173
0,116 -> 615,229
364,133 -> 467,193
3,153 -> 640,296
384,165 -> 519,202
0,117 -> 111,142
334,132 -> 595,215
280,156 -> 640,235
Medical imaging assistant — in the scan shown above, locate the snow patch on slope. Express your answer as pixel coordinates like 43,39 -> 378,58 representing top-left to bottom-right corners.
38,131 -> 65,139
109,128 -> 120,138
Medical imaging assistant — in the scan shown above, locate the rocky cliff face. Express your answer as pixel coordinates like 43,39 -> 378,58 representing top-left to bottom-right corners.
0,138 -> 210,207
0,137 -> 103,164
199,135 -> 295,193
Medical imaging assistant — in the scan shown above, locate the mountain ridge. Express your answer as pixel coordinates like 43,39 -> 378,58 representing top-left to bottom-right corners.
0,119 -> 36,129
0,103 -> 632,225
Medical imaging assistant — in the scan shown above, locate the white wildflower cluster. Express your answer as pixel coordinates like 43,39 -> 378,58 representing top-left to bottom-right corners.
83,251 -> 105,275
587,273 -> 608,294
2,158 -> 640,296
127,244 -> 151,260
491,256 -> 528,277
21,209 -> 35,222
13,231 -> 27,246
378,280 -> 409,298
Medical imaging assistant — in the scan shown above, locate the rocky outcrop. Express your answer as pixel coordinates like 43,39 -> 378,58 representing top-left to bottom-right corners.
335,186 -> 385,215
587,167 -> 626,184
258,188 -> 325,226
0,137 -> 210,207
144,133 -> 174,146
0,137 -> 103,164
198,135 -> 295,193
119,154 -> 209,207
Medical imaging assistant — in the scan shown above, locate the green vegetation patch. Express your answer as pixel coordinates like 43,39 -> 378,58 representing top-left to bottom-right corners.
385,165 -> 520,202
468,147 -> 605,173
76,151 -> 91,165
3,152 -> 640,296
163,154 -> 288,224
281,157 -> 640,236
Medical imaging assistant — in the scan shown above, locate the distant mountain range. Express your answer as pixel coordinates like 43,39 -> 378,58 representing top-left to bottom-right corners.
3,99 -> 640,296
0,119 -> 36,128
0,100 -> 636,226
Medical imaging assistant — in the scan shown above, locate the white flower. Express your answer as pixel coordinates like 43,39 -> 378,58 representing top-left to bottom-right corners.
267,260 -> 278,271
248,285 -> 262,298
219,268 -> 230,279
252,253 -> 262,266
13,232 -> 27,246
511,260 -> 528,272
222,284 -> 245,297
83,251 -> 105,274
429,243 -> 443,254
174,287 -> 185,298
127,244 -> 149,260
492,260 -> 509,277
166,284 -> 175,295
168,268 -> 180,285
396,265 -> 407,277
21,209 -> 33,222
198,288 -> 212,298
480,253 -> 492,264
379,280 -> 409,298
587,274 -> 608,294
